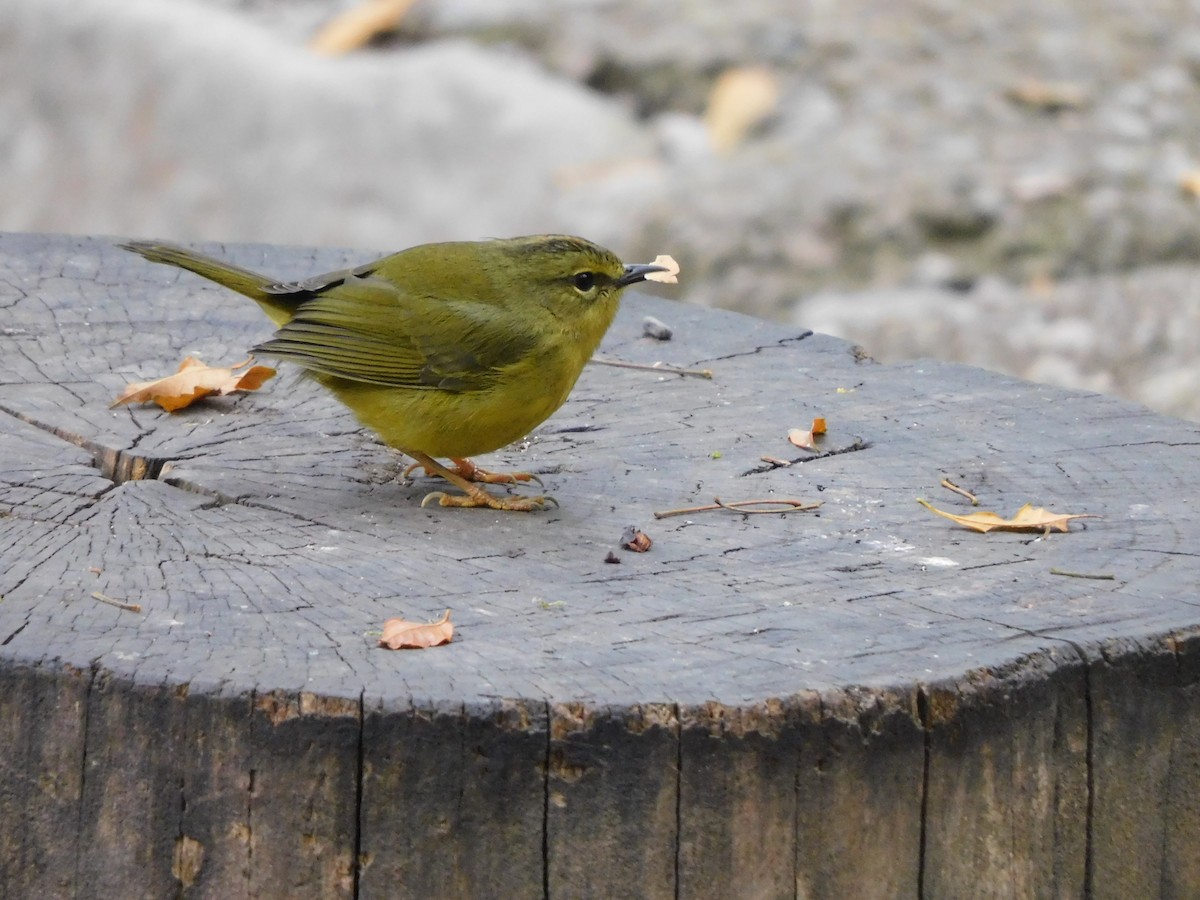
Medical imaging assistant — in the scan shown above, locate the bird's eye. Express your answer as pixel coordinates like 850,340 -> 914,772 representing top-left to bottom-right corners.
571,271 -> 597,293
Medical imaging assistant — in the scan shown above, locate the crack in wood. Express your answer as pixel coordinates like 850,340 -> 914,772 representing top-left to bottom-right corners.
0,403 -> 173,484
1059,638 -> 1097,897
1,619 -> 28,646
916,686 -> 932,899
697,331 -> 815,366
739,437 -> 871,476
72,663 -> 98,895
673,703 -> 682,900
352,691 -> 365,898
541,698 -> 551,900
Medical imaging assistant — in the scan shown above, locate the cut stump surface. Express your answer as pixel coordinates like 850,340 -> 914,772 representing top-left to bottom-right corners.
2,233 -> 1199,898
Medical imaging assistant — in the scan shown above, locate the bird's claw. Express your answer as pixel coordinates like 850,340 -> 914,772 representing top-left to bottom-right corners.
420,491 -> 449,508
419,489 -> 557,511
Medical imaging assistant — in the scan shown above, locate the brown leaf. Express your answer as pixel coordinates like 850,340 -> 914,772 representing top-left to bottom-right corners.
918,499 -> 1100,533
1004,79 -> 1087,112
787,417 -> 826,451
111,357 -> 276,412
705,66 -> 780,154
379,609 -> 454,649
310,0 -> 417,56
643,254 -> 680,285
1181,171 -> 1200,198
620,526 -> 653,552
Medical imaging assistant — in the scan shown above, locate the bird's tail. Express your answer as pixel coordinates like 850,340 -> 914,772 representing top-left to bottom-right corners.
119,240 -> 299,327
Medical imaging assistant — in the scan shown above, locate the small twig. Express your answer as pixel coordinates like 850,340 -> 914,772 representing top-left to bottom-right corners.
759,455 -> 793,467
1049,568 -> 1115,580
941,477 -> 979,505
590,357 -> 713,379
91,591 -> 142,613
654,497 -> 821,519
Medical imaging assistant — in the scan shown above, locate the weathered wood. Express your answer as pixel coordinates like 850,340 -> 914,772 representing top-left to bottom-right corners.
546,703 -> 679,898
677,702 -> 799,898
794,687 -> 925,899
0,661 -> 88,900
1087,634 -> 1200,900
359,698 -> 546,897
921,648 -> 1089,898
3,232 -> 1200,897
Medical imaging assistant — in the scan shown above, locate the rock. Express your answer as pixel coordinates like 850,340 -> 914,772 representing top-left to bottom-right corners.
0,0 -> 651,249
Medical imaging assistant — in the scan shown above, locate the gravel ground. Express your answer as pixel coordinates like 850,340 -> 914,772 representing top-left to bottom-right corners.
801,265 -> 1200,421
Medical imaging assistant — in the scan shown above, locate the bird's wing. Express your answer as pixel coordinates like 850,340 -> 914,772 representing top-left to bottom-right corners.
260,259 -> 379,296
253,274 -> 538,391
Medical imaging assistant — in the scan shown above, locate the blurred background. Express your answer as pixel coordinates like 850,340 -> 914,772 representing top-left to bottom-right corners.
5,0 -> 1200,419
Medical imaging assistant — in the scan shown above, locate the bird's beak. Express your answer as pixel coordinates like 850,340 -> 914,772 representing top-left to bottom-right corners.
615,263 -> 669,288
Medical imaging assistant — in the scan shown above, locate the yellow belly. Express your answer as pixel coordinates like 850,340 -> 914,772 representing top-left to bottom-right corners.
318,351 -> 582,459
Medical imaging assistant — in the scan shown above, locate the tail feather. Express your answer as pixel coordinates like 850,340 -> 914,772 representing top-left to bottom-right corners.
119,240 -> 300,327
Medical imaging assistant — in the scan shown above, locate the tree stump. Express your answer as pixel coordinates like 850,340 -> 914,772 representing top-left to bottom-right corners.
2,232 -> 1199,898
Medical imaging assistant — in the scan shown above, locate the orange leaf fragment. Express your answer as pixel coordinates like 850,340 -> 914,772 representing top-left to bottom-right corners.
917,499 -> 1100,534
788,417 -> 826,451
379,609 -> 454,650
111,357 -> 276,412
310,0 -> 417,55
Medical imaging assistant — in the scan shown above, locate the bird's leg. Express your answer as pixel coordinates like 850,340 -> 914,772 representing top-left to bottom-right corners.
405,451 -> 556,512
448,457 -> 544,487
402,456 -> 543,488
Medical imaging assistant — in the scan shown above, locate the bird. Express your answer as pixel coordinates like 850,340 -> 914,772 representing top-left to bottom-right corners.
119,235 -> 675,510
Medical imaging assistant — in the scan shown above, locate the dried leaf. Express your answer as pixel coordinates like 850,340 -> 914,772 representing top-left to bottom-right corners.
787,417 -> 826,451
310,0 -> 417,56
620,526 -> 653,552
1005,79 -> 1087,112
918,499 -> 1100,533
643,254 -> 680,284
111,357 -> 276,412
705,66 -> 780,154
1181,171 -> 1200,198
379,609 -> 454,649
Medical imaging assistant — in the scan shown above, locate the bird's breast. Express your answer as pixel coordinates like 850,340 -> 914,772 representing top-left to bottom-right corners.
319,342 -> 587,458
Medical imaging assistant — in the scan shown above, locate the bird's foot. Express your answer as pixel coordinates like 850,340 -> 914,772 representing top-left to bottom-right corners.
420,488 -> 558,512
404,451 -> 553,511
